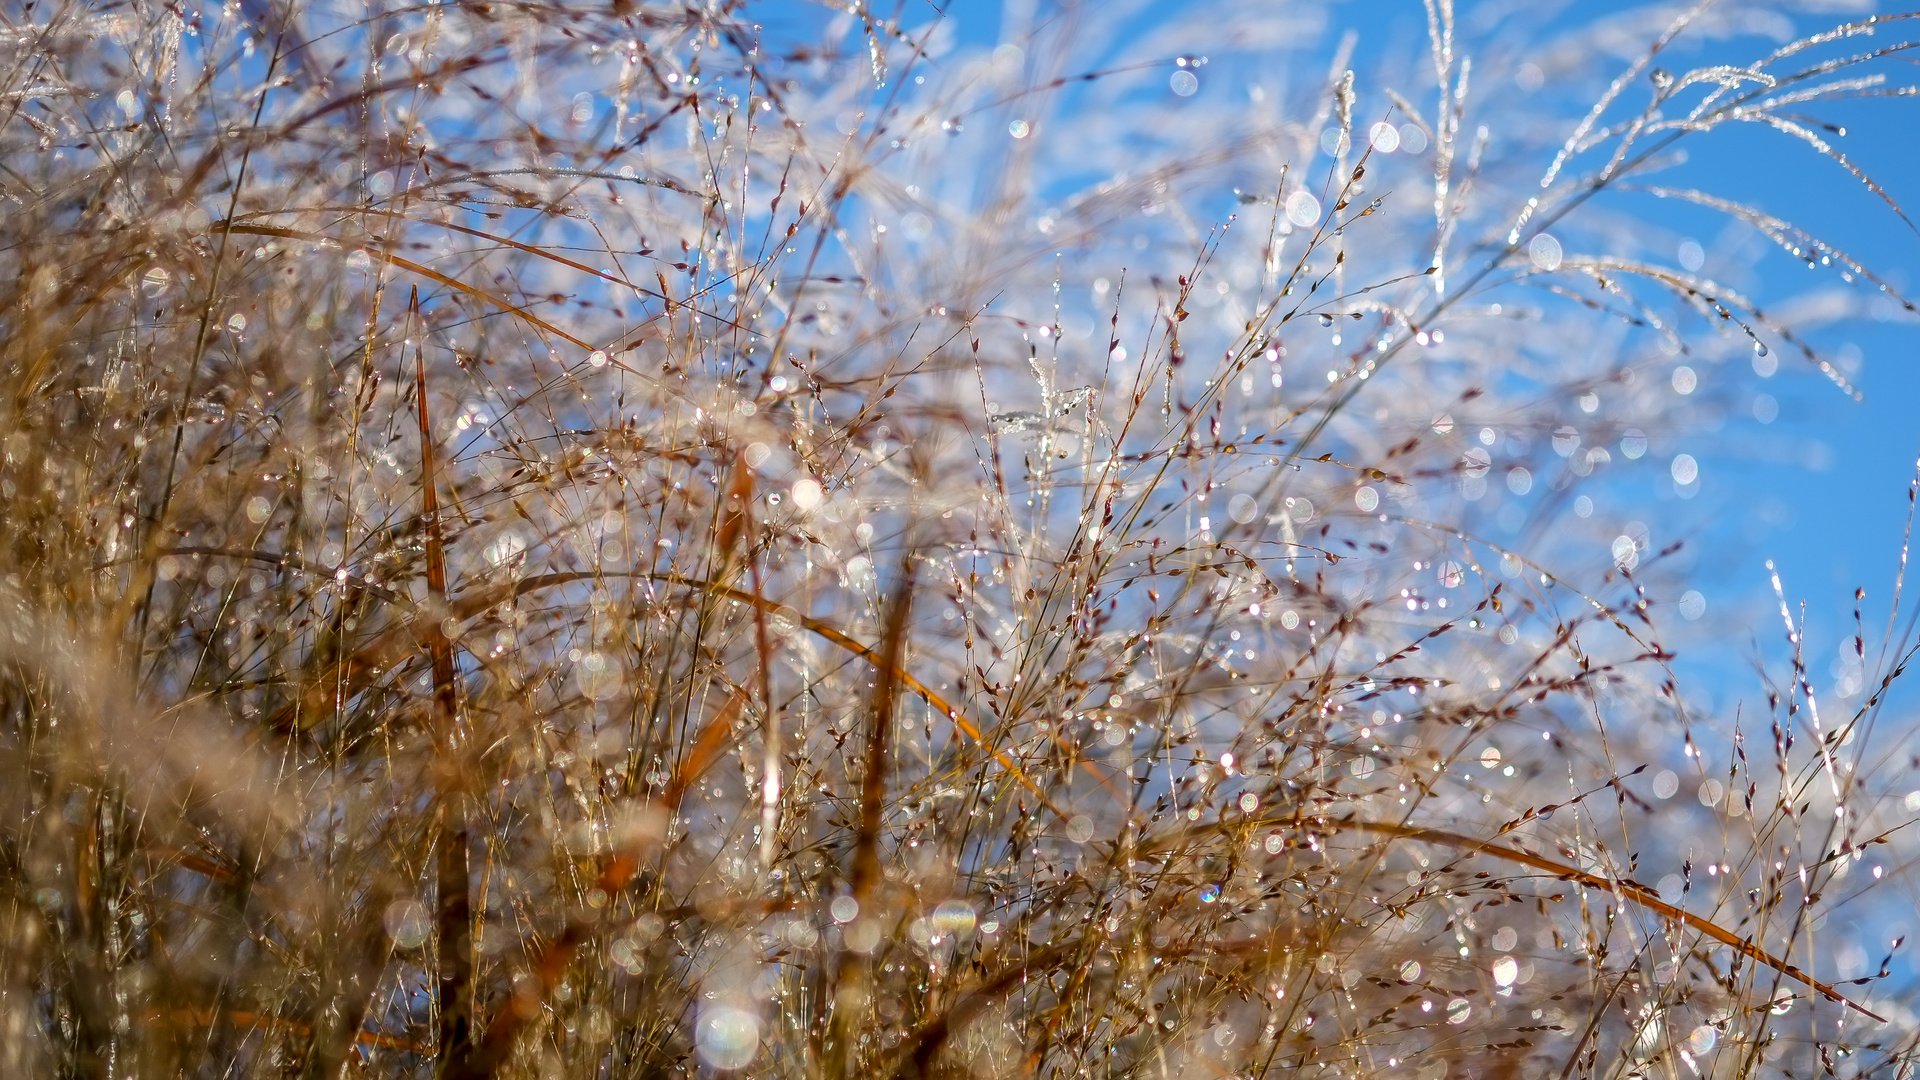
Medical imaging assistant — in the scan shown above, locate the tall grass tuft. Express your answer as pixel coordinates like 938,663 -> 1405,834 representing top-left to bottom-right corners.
3,1 -> 1920,1076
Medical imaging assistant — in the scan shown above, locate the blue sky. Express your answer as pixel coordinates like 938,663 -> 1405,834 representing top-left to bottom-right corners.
753,1 -> 1920,704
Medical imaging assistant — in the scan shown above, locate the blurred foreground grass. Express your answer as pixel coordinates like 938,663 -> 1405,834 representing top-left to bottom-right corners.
3,2 -> 1920,1076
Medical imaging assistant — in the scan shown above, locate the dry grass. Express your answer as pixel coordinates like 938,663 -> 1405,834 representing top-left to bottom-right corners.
3,1 -> 1919,1076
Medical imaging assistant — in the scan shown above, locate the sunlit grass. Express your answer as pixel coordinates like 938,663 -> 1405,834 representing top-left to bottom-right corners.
2,2 -> 1918,1077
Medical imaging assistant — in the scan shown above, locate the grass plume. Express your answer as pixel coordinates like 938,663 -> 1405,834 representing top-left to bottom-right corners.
2,2 -> 1919,1077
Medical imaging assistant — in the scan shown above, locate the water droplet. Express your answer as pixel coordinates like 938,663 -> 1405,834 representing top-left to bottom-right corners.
383,900 -> 432,950
1653,770 -> 1681,799
1678,590 -> 1707,621
576,651 -> 619,700
1528,233 -> 1563,272
1611,535 -> 1640,571
1670,453 -> 1699,486
1285,190 -> 1322,228
931,900 -> 977,936
696,1005 -> 760,1070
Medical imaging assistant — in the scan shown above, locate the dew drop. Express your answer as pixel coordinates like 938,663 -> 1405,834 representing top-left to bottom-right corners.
696,1005 -> 760,1070
383,900 -> 431,950
1670,453 -> 1699,486
1285,190 -> 1322,228
1678,589 -> 1706,621
930,899 -> 977,936
1528,233 -> 1563,272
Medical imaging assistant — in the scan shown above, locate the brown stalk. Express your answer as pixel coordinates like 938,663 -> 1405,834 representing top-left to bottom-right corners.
826,558 -> 915,1076
219,209 -> 755,336
266,569 -> 1068,819
708,454 -> 784,873
148,1008 -> 433,1055
888,895 -> 1319,1079
1150,815 -> 1886,1023
448,684 -> 751,1080
411,291 -> 476,1070
212,223 -> 593,351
